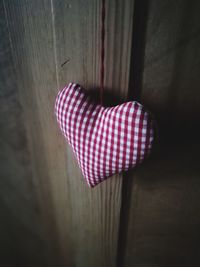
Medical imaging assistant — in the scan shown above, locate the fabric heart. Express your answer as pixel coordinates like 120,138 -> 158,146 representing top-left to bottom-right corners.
55,83 -> 155,187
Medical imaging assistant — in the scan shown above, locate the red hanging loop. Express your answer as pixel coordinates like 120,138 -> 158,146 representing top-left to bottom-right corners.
100,0 -> 105,105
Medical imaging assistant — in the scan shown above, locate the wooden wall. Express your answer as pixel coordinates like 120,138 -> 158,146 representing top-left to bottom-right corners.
0,0 -> 200,267
124,1 -> 200,266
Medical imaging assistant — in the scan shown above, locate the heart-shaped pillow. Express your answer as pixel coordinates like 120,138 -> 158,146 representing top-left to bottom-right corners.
55,83 -> 155,187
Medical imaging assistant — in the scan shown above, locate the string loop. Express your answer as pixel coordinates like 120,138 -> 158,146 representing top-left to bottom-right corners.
100,0 -> 105,105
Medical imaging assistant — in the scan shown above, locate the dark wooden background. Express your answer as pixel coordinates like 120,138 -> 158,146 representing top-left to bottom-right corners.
1,0 -> 200,266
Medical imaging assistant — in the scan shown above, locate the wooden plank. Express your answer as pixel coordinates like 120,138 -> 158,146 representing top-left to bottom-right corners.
52,0 -> 134,266
3,1 -> 68,266
0,2 -> 46,266
4,0 -> 134,266
124,0 -> 200,266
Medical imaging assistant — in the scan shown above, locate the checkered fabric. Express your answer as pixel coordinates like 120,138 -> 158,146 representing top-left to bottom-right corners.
55,83 -> 155,187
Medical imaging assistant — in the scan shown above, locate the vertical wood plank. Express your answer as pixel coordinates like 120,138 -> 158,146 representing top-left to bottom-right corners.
124,0 -> 200,266
3,0 -> 68,265
0,2 -> 46,265
52,0 -> 134,266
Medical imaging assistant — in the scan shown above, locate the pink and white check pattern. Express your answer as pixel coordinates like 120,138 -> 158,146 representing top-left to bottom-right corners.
55,83 -> 154,187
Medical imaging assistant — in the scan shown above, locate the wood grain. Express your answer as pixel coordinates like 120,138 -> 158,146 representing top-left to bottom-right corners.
0,1 -> 46,265
124,0 -> 200,266
2,0 -> 134,266
3,0 -> 69,266
52,0 -> 134,266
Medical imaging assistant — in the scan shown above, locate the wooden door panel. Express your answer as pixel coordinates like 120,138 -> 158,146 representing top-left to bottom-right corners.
124,1 -> 200,266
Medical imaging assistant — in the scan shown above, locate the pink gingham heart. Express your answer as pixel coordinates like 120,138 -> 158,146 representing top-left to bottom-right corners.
55,83 -> 155,187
